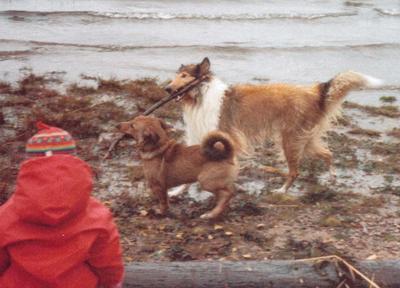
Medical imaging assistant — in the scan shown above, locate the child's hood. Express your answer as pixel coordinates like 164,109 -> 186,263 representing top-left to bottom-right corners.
13,155 -> 93,226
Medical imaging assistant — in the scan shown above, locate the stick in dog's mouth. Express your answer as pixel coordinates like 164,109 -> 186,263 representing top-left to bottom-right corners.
142,75 -> 208,116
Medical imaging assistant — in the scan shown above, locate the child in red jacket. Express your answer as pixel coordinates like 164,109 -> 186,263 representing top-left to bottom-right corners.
0,122 -> 124,288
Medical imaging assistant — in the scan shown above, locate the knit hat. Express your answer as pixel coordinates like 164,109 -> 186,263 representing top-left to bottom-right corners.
26,121 -> 76,157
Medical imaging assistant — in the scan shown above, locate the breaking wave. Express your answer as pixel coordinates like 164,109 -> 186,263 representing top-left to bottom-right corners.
374,8 -> 400,16
1,10 -> 358,21
1,39 -> 399,53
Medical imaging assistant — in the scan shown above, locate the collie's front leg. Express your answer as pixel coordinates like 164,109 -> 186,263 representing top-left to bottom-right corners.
273,170 -> 299,194
273,137 -> 300,193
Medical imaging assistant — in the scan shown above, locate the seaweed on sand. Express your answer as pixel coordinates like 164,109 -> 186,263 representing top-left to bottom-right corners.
96,77 -> 167,102
15,73 -> 59,99
24,96 -> 129,138
344,101 -> 400,118
0,81 -> 13,94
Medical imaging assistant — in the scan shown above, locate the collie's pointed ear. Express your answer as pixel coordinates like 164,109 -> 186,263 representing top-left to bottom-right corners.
196,57 -> 210,76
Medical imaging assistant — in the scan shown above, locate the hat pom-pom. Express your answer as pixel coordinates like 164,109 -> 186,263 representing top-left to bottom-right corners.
36,121 -> 51,130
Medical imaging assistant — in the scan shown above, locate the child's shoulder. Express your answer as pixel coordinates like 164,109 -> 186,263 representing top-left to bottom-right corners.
86,197 -> 114,220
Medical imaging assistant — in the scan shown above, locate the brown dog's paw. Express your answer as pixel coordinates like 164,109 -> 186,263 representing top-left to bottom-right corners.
150,207 -> 176,219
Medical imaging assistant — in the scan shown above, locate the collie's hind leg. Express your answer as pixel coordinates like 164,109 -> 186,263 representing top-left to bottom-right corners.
313,146 -> 336,182
274,138 -> 301,193
306,139 -> 336,182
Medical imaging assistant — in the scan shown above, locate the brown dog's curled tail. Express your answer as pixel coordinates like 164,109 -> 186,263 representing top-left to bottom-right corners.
201,131 -> 235,161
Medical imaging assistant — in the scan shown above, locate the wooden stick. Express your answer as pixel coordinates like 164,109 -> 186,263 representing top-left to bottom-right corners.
142,75 -> 208,116
102,133 -> 126,160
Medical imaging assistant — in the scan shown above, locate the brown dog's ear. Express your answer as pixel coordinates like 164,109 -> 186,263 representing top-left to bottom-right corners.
196,57 -> 210,77
143,128 -> 160,144
136,127 -> 159,147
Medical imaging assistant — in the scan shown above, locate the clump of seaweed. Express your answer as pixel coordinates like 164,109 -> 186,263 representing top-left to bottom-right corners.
25,96 -> 129,138
300,184 -> 337,204
387,128 -> 400,138
379,95 -> 397,103
14,73 -> 59,99
344,101 -> 400,118
370,142 -> 400,156
0,81 -> 13,94
67,83 -> 97,96
348,128 -> 381,137
123,78 -> 167,101
66,77 -> 179,122
97,77 -> 125,92
95,77 -> 167,102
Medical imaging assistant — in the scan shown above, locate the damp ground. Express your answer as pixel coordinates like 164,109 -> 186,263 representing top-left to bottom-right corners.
1,72 -> 399,264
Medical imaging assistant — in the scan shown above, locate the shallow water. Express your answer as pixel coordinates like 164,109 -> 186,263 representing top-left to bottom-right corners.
1,0 -> 400,91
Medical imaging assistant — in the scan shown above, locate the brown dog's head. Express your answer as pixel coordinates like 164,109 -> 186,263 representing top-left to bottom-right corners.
164,57 -> 211,97
118,116 -> 173,152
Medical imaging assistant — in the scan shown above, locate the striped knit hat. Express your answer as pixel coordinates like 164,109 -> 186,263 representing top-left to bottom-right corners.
26,121 -> 76,157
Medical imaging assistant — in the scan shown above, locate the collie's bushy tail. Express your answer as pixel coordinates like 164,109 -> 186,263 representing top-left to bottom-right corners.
319,71 -> 383,110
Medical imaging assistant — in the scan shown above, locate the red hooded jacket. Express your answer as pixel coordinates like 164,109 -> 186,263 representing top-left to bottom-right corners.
0,155 -> 124,287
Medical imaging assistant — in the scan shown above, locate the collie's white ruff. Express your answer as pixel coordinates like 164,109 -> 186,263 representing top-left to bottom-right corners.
169,78 -> 227,197
183,77 -> 227,145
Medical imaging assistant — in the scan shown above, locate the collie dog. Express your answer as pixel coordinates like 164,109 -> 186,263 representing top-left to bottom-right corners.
165,58 -> 383,193
118,116 -> 238,219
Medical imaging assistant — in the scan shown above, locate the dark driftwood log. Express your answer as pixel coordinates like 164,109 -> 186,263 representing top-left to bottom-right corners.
124,260 -> 400,288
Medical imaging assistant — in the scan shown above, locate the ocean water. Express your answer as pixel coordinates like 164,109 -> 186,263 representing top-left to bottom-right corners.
0,0 -> 399,93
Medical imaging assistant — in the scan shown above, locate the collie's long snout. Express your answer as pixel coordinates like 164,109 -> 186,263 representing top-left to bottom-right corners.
164,85 -> 173,94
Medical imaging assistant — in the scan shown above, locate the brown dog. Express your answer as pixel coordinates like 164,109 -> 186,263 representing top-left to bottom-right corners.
118,115 -> 238,219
